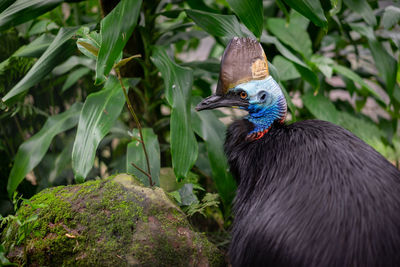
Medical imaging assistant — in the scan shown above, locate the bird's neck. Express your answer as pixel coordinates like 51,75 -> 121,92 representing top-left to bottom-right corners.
246,93 -> 287,141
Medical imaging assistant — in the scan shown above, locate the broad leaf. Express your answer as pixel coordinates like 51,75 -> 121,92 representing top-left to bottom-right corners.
382,6 -> 400,29
28,19 -> 58,36
226,0 -> 263,38
95,0 -> 142,84
126,128 -> 160,187
186,9 -> 248,42
14,33 -> 54,58
0,0 -> 15,13
261,34 -> 309,68
191,97 -> 236,210
281,0 -> 327,28
7,102 -> 82,196
181,59 -> 220,74
302,91 -> 339,124
267,17 -> 312,58
52,56 -> 94,75
151,46 -> 198,180
61,67 -> 90,93
310,55 -> 334,78
72,77 -> 125,182
344,0 -> 376,26
368,39 -> 397,96
2,27 -> 78,104
178,184 -> 199,206
303,92 -> 387,152
262,33 -> 318,88
350,23 -> 397,97
272,55 -> 300,81
0,0 -> 63,31
332,64 -> 384,103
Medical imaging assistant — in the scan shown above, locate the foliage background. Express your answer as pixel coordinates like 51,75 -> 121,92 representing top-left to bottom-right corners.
0,0 -> 399,243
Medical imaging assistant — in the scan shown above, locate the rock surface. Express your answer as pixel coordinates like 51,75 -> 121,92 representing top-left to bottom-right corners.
2,174 -> 224,266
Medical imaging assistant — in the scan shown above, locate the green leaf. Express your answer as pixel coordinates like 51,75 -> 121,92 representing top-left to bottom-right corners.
151,46 -> 198,180
47,139 -> 73,184
303,92 -> 387,151
368,39 -> 397,96
52,56 -> 94,75
337,112 -> 387,154
178,183 -> 199,206
382,6 -> 400,29
186,9 -> 248,41
191,97 -> 236,210
28,19 -> 58,36
61,67 -> 90,93
332,64 -> 384,103
261,34 -> 309,68
267,17 -> 312,58
343,0 -> 376,26
272,55 -> 301,81
0,0 -> 15,13
7,102 -> 82,197
2,27 -> 78,104
126,128 -> 160,187
113,54 -> 141,70
0,0 -> 63,31
261,34 -> 318,88
329,0 -> 342,16
72,77 -> 125,182
14,33 -> 54,58
350,23 -> 397,97
281,0 -> 327,28
226,0 -> 263,38
160,167 -> 179,192
181,59 -> 220,74
302,91 -> 339,124
77,30 -> 101,60
95,0 -> 142,84
310,55 -> 334,78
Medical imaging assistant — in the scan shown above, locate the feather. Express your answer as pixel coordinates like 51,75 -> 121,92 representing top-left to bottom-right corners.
225,119 -> 400,267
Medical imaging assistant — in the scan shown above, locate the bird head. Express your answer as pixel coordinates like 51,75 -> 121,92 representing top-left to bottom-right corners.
196,37 -> 287,140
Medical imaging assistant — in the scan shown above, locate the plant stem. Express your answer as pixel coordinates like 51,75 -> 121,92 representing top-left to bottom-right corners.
131,162 -> 152,180
116,69 -> 154,186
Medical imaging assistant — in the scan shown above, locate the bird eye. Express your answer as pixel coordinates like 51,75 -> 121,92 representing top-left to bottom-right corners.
240,91 -> 248,99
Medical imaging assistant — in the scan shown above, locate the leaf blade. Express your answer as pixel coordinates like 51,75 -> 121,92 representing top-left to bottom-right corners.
2,27 -> 78,104
226,0 -> 263,38
343,0 -> 376,26
281,0 -> 327,27
7,102 -> 82,197
151,46 -> 198,180
186,9 -> 249,41
0,0 -> 62,31
191,98 -> 236,210
126,128 -> 160,186
72,77 -> 126,182
95,0 -> 142,84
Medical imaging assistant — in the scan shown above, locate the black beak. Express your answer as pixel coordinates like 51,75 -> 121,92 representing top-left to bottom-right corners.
196,94 -> 248,111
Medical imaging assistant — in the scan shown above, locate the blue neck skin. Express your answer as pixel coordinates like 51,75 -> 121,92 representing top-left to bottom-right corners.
231,76 -> 287,138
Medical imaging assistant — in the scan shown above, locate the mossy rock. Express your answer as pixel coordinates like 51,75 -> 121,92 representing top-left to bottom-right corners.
2,174 -> 224,266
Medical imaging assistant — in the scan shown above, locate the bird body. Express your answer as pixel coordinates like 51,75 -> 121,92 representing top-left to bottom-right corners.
196,37 -> 400,267
226,119 -> 400,267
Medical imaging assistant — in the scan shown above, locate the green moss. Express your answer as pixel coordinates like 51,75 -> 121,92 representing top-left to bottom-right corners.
2,174 -> 224,266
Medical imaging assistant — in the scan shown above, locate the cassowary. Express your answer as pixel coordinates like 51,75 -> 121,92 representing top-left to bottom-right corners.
196,37 -> 400,267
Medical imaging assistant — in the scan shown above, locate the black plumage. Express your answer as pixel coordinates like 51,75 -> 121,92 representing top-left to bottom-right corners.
196,37 -> 400,267
225,119 -> 400,267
